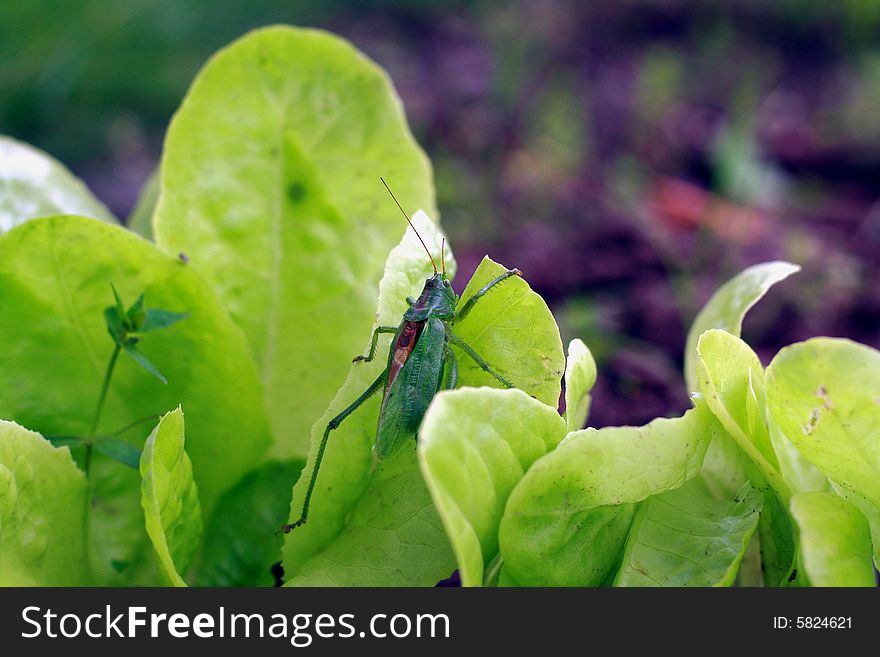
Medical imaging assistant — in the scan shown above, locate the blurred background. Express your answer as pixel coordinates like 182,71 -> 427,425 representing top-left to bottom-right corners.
3,0 -> 879,428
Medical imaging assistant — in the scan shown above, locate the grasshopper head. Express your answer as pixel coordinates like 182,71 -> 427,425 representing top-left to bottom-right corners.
407,273 -> 456,320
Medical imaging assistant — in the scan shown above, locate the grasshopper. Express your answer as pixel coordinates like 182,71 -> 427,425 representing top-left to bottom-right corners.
280,179 -> 520,533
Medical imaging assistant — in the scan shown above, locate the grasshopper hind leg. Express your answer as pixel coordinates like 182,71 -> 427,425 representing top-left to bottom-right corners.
279,371 -> 387,534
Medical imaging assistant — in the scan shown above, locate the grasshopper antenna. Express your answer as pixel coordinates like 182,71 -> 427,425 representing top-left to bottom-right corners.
380,176 -> 437,274
441,238 -> 446,276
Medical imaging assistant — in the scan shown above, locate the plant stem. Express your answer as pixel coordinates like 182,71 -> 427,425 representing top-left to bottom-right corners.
106,413 -> 160,438
85,343 -> 121,476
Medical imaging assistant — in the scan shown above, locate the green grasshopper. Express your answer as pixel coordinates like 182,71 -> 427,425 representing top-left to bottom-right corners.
280,179 -> 520,533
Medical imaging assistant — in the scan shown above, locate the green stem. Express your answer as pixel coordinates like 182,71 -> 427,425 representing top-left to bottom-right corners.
106,413 -> 160,438
85,344 -> 121,475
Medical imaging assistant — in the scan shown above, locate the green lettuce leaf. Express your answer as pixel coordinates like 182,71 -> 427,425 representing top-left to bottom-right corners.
0,420 -> 91,585
140,408 -> 201,586
0,135 -> 114,233
684,261 -> 799,392
563,338 -> 597,432
499,400 -> 721,586
613,478 -> 762,587
790,491 -> 875,587
452,257 -> 565,407
696,329 -> 786,497
0,215 -> 272,583
154,26 -> 436,458
418,387 -> 567,586
195,459 -> 304,587
766,338 -> 880,509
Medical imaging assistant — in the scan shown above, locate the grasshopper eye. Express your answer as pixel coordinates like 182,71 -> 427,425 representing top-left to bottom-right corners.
443,280 -> 451,287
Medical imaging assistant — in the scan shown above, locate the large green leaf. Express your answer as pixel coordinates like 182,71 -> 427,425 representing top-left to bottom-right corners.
563,338 -> 597,432
613,478 -> 762,587
154,26 -> 436,459
452,257 -> 565,407
684,261 -> 799,392
0,215 -> 272,583
418,388 -> 567,586
0,135 -> 114,233
195,459 -> 304,587
0,420 -> 91,585
140,408 -> 201,586
790,491 -> 875,587
766,339 -> 880,508
282,213 -> 455,586
499,400 -> 721,586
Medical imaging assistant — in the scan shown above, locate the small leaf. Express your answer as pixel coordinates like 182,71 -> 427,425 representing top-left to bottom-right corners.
122,342 -> 168,384
684,261 -> 799,392
94,437 -> 142,469
127,293 -> 146,329
563,338 -> 597,432
140,407 -> 202,587
418,387 -> 567,586
790,492 -> 875,587
110,282 -> 129,331
140,308 -> 189,333
453,257 -> 565,407
696,329 -> 784,494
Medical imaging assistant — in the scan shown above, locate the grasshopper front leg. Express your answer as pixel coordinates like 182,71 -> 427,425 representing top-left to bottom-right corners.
352,326 -> 398,363
279,371 -> 387,534
454,268 -> 521,324
447,330 -> 514,388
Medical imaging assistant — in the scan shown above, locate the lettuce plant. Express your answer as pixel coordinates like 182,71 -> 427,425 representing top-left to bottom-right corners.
0,26 -> 877,587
